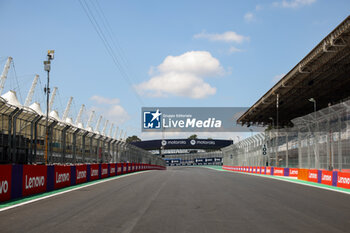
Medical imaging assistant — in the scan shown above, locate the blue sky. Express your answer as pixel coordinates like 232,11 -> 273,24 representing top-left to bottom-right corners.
0,0 -> 349,140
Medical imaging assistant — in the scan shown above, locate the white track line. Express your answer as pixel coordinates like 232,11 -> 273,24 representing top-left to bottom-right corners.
0,171 -> 151,212
204,167 -> 350,195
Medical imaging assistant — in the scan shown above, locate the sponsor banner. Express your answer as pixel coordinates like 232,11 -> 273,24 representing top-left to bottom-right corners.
266,167 -> 271,175
54,165 -> 71,190
284,168 -> 289,176
117,163 -> 122,175
308,169 -> 318,183
289,168 -> 298,177
110,163 -> 116,176
22,165 -> 47,197
76,165 -> 87,184
101,164 -> 109,179
90,164 -> 99,181
337,172 -> 350,189
128,163 -> 132,173
321,170 -> 333,186
0,165 -> 12,202
274,167 -> 284,176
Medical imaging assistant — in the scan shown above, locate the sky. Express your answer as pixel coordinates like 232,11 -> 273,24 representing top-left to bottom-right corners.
0,0 -> 349,141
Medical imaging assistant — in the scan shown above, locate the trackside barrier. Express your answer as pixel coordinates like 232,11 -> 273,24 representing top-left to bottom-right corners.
222,165 -> 350,190
0,163 -> 166,203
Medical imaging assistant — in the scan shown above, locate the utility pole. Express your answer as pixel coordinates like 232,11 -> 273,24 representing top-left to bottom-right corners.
44,50 -> 54,164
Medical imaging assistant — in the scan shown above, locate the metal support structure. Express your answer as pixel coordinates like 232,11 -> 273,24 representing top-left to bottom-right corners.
7,108 -> 19,163
12,109 -> 23,163
72,129 -> 80,164
48,121 -> 58,164
61,125 -> 70,163
82,131 -> 89,163
30,115 -> 42,164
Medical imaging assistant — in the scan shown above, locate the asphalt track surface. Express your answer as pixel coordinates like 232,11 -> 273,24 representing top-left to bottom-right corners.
1,167 -> 350,233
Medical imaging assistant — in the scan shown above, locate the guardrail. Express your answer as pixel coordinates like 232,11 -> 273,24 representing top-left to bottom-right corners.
0,163 -> 166,202
222,165 -> 350,190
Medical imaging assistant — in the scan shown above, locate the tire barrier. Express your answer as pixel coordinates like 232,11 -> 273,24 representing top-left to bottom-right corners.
0,163 -> 166,202
222,165 -> 350,190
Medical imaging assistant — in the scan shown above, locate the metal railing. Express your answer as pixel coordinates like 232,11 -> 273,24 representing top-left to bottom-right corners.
222,99 -> 350,171
0,98 -> 165,166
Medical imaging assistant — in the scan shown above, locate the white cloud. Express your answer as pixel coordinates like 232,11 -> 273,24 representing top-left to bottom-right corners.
105,105 -> 129,123
272,73 -> 285,83
255,5 -> 263,11
136,51 -> 224,99
273,0 -> 316,8
228,46 -> 243,53
90,95 -> 130,124
90,95 -> 120,105
194,31 -> 249,43
244,12 -> 255,22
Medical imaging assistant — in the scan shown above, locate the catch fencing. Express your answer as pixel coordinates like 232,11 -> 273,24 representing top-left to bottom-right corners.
222,99 -> 350,171
0,98 -> 164,166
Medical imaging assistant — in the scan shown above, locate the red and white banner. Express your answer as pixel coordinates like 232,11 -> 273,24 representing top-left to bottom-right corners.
22,165 -> 47,197
76,165 -> 87,184
110,163 -> 116,176
321,170 -> 333,186
101,164 -> 108,179
54,165 -> 71,189
266,167 -> 271,175
289,168 -> 298,177
90,164 -> 99,181
337,172 -> 350,189
274,168 -> 284,176
117,163 -> 122,175
0,165 -> 12,202
308,169 -> 318,183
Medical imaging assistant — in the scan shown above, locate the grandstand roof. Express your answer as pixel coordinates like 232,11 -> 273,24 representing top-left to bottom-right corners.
238,16 -> 350,127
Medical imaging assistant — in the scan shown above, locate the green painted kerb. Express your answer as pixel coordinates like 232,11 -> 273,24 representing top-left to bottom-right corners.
0,172 -> 143,209
203,166 -> 350,194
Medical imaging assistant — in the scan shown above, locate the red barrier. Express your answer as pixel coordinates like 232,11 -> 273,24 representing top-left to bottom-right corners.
110,163 -> 116,176
0,165 -> 12,202
289,168 -> 298,177
337,172 -> 350,189
274,167 -> 284,176
116,163 -> 122,175
257,167 -> 260,174
22,165 -> 47,197
321,170 -> 333,186
90,164 -> 99,181
101,164 -> 108,179
76,164 -> 87,184
261,167 -> 266,174
54,165 -> 71,190
308,169 -> 318,183
266,167 -> 271,175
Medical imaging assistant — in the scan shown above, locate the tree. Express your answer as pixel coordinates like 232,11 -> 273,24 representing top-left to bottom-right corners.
188,134 -> 198,140
126,135 -> 141,143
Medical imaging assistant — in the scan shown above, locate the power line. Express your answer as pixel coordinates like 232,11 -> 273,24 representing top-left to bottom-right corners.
78,0 -> 144,105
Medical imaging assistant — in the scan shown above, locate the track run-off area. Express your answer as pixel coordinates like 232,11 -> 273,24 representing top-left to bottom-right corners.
0,167 -> 350,233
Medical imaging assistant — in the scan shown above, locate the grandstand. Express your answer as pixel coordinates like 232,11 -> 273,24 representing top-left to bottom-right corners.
223,16 -> 350,171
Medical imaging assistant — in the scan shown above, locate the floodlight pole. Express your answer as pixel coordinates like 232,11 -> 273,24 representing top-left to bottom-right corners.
44,50 -> 54,164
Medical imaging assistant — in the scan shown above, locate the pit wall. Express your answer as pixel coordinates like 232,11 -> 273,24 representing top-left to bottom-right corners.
222,165 -> 350,190
0,163 -> 166,202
